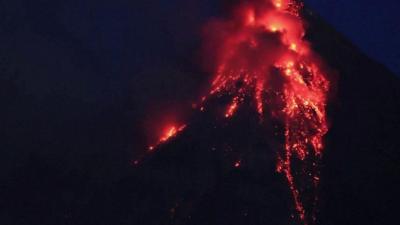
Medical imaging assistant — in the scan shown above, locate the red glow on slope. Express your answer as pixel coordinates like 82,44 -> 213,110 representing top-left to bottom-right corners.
225,96 -> 240,118
148,124 -> 186,151
145,1 -> 331,224
199,1 -> 330,224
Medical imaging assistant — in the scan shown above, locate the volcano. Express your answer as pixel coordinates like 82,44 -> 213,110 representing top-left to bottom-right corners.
124,4 -> 400,225
2,1 -> 400,225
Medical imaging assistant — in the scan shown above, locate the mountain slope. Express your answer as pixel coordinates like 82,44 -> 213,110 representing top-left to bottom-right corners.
2,6 -> 399,225
116,10 -> 400,225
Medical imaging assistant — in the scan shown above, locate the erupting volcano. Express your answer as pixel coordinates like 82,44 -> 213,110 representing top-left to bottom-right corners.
146,1 -> 332,224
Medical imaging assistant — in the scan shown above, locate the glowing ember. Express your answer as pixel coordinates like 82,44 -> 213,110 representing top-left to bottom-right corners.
234,161 -> 241,168
146,1 -> 331,224
131,160 -> 140,166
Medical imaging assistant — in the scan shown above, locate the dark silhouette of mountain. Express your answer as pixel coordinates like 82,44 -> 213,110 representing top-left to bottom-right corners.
1,6 -> 400,225
304,11 -> 400,225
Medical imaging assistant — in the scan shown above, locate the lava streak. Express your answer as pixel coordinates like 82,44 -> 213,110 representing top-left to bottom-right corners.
148,124 -> 187,151
200,0 -> 330,224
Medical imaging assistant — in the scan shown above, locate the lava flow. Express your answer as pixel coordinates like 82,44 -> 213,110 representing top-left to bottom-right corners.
146,0 -> 331,224
148,124 -> 187,151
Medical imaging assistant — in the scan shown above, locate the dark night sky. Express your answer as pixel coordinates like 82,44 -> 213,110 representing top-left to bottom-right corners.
306,0 -> 400,76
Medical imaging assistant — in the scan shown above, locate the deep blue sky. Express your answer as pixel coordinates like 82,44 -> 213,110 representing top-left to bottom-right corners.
306,0 -> 400,76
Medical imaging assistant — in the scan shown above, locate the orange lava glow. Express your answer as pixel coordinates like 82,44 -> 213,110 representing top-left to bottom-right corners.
148,124 -> 186,151
199,0 -> 330,224
145,1 -> 331,224
225,96 -> 240,118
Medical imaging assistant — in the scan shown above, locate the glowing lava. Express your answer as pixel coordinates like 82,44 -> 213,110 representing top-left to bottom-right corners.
146,1 -> 331,224
198,1 -> 330,223
148,124 -> 187,151
234,160 -> 242,168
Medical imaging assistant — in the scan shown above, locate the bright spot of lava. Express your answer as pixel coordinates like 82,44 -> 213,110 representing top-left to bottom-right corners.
234,161 -> 242,168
